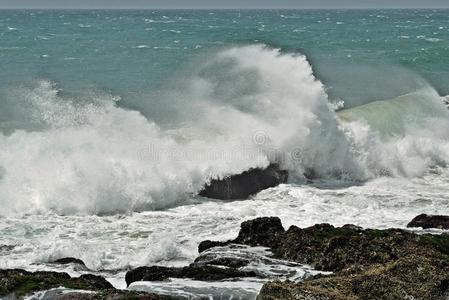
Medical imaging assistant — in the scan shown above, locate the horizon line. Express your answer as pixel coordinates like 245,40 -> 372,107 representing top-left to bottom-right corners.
0,7 -> 449,10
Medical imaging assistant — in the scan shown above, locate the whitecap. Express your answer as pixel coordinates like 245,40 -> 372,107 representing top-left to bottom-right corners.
134,45 -> 150,49
37,35 -> 51,40
417,35 -> 442,42
425,37 -> 442,42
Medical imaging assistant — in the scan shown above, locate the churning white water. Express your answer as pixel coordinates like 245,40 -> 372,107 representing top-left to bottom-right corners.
1,45 -> 448,215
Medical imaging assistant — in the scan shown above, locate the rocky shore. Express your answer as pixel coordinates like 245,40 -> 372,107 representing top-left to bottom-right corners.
199,217 -> 449,299
1,215 -> 448,299
0,268 -> 172,299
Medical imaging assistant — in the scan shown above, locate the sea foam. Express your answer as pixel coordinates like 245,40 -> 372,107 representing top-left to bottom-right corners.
0,45 -> 448,215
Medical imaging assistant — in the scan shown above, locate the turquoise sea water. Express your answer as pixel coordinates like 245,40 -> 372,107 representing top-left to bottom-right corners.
1,9 -> 449,107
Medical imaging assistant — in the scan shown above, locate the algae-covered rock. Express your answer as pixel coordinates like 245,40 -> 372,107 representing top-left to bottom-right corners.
0,269 -> 172,299
199,217 -> 449,272
258,255 -> 449,300
273,224 -> 437,271
234,217 -> 285,248
197,217 -> 449,300
0,269 -> 114,298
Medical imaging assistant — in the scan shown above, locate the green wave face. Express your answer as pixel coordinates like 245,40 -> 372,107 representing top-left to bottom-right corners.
337,89 -> 449,138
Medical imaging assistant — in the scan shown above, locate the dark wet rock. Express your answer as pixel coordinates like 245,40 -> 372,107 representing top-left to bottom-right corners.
53,257 -> 86,267
125,264 -> 257,286
199,164 -> 288,200
234,217 -> 285,248
75,274 -> 113,290
126,266 -> 172,284
258,255 -> 449,300
256,280 -> 304,300
407,213 -> 449,229
0,269 -> 171,299
444,96 -> 449,108
194,256 -> 250,269
341,224 -> 363,230
198,217 -> 285,253
198,240 -> 229,253
0,245 -> 16,252
0,269 -> 115,298
33,289 -> 173,300
36,290 -> 99,300
0,269 -> 68,297
99,291 -> 173,300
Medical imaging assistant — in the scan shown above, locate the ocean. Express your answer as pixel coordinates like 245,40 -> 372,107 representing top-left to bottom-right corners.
1,9 -> 449,298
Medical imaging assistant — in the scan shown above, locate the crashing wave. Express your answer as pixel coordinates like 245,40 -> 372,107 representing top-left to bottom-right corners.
0,45 -> 449,215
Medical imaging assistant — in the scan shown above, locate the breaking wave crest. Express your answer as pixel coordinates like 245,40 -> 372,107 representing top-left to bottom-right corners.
1,44 -> 449,215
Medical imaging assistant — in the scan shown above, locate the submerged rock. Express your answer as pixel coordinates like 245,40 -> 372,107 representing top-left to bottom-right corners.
53,257 -> 86,267
125,264 -> 256,286
0,245 -> 16,252
407,213 -> 449,229
199,164 -> 288,200
194,255 -> 250,269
